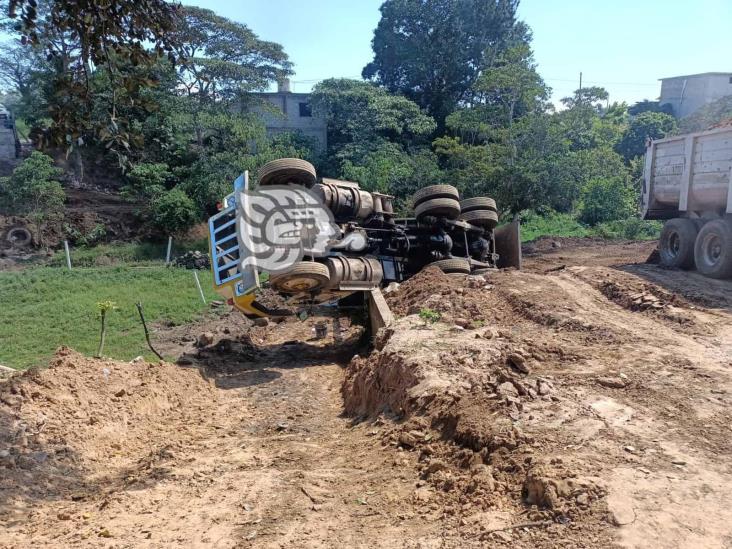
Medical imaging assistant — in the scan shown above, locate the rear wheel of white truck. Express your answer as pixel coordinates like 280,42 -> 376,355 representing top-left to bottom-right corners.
659,218 -> 697,270
694,219 -> 732,279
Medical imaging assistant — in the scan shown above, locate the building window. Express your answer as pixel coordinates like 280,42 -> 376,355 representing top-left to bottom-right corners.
299,102 -> 312,117
728,76 -> 732,84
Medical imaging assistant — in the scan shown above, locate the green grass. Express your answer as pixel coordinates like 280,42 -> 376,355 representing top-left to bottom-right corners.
519,211 -> 591,242
0,265 -> 219,370
519,211 -> 662,243
48,239 -> 209,268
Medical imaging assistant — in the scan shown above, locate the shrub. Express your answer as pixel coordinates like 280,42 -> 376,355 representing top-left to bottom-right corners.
121,162 -> 173,201
578,177 -> 636,225
0,152 -> 65,246
150,187 -> 199,235
419,308 -> 441,324
64,222 -> 107,247
519,210 -> 590,242
593,218 -> 662,240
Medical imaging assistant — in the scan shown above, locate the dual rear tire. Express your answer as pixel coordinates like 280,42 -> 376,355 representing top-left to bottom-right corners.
659,218 -> 732,279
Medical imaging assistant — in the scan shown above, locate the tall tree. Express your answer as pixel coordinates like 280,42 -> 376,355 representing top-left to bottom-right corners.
6,0 -> 180,151
169,6 -> 292,106
311,78 -> 438,198
362,0 -> 521,129
615,111 -> 677,161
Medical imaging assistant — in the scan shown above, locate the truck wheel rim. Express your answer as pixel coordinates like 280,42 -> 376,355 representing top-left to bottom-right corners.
279,276 -> 321,292
701,233 -> 722,265
669,232 -> 680,258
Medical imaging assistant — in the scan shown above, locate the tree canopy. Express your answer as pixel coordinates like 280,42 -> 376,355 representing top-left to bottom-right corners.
362,0 -> 522,129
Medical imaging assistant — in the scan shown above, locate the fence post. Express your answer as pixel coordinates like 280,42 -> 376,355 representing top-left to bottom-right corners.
165,236 -> 173,265
193,270 -> 206,304
63,240 -> 72,270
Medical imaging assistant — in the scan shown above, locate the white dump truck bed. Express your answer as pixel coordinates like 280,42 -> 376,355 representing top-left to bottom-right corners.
642,126 -> 732,220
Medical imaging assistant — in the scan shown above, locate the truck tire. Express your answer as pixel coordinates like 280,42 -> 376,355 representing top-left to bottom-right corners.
459,209 -> 499,229
3,226 -> 32,248
413,185 -> 460,207
431,258 -> 471,274
659,218 -> 697,270
694,219 -> 732,279
258,158 -> 317,188
459,197 -> 497,213
270,261 -> 331,294
414,197 -> 461,220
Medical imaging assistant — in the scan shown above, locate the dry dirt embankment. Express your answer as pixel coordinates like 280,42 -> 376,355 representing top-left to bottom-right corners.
344,252 -> 732,548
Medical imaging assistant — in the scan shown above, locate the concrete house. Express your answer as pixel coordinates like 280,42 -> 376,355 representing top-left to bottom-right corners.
659,72 -> 732,119
255,79 -> 327,151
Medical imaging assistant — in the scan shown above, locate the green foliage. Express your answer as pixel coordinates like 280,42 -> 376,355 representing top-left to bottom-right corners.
593,218 -> 662,240
519,210 -> 591,242
616,112 -> 677,161
419,308 -> 441,324
519,211 -> 661,242
311,78 -> 437,200
0,151 -> 65,245
0,266 -> 218,369
63,222 -> 107,247
628,100 -> 673,117
8,0 -> 180,154
362,0 -> 522,127
48,240 -> 208,267
150,187 -> 199,235
311,78 -> 436,150
578,177 -> 636,225
169,6 -> 292,101
679,95 -> 732,133
122,162 -> 173,201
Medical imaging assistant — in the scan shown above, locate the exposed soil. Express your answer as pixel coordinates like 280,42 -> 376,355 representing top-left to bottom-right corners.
2,237 -> 732,548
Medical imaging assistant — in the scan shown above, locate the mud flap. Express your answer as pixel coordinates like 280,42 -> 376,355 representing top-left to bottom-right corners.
494,219 -> 522,269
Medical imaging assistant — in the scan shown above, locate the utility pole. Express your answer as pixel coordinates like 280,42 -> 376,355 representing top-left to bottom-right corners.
578,72 -> 583,105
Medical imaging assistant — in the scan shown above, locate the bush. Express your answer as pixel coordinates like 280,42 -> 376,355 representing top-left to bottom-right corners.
593,218 -> 662,240
578,177 -> 636,225
0,152 -> 65,245
121,162 -> 173,201
150,187 -> 199,235
64,222 -> 107,247
519,210 -> 590,242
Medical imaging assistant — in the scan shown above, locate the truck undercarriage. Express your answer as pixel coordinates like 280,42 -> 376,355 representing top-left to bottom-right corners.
208,158 -> 521,317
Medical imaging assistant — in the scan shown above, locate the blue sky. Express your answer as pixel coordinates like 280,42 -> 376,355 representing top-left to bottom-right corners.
188,0 -> 732,107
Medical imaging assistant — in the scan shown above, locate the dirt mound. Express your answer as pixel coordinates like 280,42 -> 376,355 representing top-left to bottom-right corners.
386,265 -> 498,326
568,266 -> 698,328
344,272 -> 614,543
0,348 -> 215,512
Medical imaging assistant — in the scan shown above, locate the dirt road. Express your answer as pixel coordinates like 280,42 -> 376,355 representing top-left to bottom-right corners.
1,238 -> 732,548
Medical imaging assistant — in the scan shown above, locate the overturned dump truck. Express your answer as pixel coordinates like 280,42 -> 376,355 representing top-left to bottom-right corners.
643,127 -> 732,279
208,158 -> 521,318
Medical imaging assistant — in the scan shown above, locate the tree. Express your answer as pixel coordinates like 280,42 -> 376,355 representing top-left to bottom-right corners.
150,187 -> 198,235
471,43 -> 548,128
6,0 -> 181,151
628,99 -> 673,117
310,78 -> 438,199
578,177 -> 636,225
0,151 -> 65,245
679,95 -> 732,133
0,41 -> 40,119
556,87 -> 621,151
615,111 -> 677,161
169,6 -> 292,106
362,0 -> 521,129
311,78 -> 436,151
